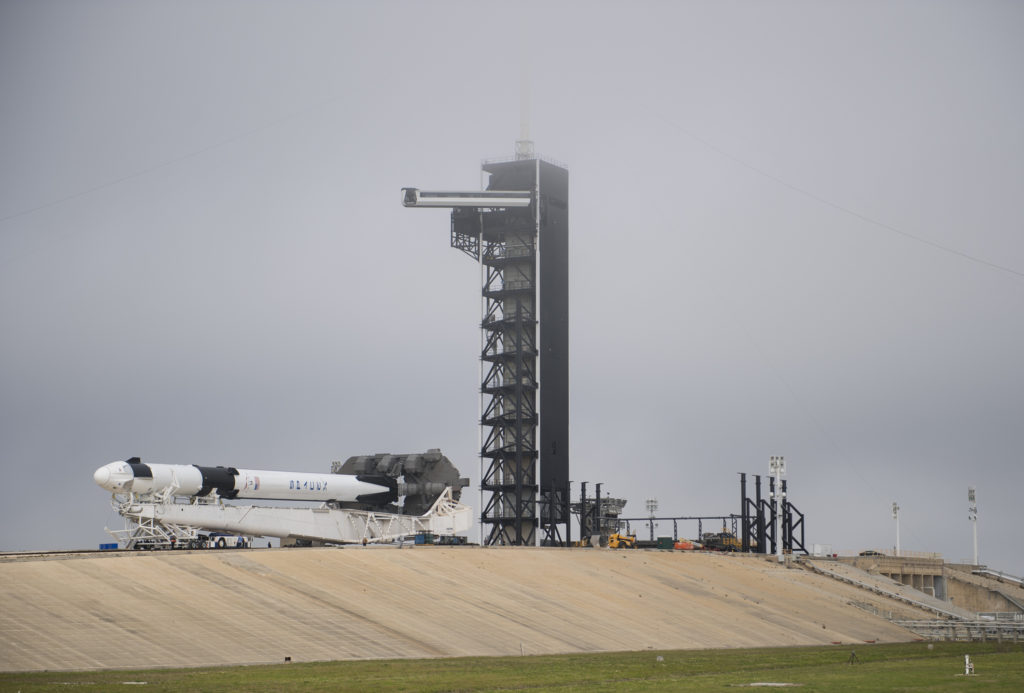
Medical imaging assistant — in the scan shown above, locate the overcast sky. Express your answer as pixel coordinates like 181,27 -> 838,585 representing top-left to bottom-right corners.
2,1 -> 1021,576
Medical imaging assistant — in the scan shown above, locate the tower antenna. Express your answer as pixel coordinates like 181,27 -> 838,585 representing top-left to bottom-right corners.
515,69 -> 535,160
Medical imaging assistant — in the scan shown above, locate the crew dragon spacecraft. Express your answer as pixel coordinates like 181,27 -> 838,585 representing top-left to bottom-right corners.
93,457 -> 396,504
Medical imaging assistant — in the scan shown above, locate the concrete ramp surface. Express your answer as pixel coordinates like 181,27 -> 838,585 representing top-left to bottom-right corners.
1,548 -> 929,671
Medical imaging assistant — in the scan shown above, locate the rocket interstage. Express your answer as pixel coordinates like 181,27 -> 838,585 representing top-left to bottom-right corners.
93,458 -> 397,504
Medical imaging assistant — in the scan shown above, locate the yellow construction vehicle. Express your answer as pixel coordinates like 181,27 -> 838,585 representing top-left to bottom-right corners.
700,530 -> 741,552
607,532 -> 637,549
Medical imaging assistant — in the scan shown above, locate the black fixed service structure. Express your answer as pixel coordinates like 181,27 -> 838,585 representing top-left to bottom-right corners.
403,155 -> 569,546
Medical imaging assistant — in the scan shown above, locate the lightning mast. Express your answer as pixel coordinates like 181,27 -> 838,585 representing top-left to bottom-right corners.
515,72 -> 535,161
968,486 -> 978,565
892,501 -> 901,557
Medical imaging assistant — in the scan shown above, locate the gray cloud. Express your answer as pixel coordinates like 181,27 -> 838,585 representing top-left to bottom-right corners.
2,1 -> 1021,575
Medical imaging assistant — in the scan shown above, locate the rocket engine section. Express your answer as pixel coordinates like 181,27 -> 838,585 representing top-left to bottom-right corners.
333,448 -> 469,516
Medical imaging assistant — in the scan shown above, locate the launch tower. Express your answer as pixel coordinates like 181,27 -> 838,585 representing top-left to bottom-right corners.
403,153 -> 569,546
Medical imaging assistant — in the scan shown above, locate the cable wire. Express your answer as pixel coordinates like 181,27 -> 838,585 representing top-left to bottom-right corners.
658,114 -> 1024,280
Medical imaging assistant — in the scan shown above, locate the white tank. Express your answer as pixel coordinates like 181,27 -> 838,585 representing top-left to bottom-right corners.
93,461 -> 390,503
231,469 -> 384,502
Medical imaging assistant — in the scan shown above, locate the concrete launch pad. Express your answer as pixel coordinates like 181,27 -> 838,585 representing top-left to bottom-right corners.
1,548 -> 935,672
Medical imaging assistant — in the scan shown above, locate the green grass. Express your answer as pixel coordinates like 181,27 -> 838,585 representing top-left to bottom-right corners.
2,642 -> 1022,692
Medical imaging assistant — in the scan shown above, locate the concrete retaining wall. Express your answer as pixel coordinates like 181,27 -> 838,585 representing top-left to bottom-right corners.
1,547 -> 931,671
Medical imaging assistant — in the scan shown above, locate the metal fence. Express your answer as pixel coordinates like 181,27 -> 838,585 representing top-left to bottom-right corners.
893,619 -> 1024,642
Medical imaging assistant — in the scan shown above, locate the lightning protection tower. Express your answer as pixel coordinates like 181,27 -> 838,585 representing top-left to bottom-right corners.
402,150 -> 569,546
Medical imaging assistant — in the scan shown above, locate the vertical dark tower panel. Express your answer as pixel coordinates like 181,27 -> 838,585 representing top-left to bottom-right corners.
537,160 -> 569,545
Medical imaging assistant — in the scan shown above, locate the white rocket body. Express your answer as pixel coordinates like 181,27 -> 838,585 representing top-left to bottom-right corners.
93,459 -> 392,503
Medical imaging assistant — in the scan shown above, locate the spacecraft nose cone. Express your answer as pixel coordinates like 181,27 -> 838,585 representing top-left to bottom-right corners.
93,465 -> 111,489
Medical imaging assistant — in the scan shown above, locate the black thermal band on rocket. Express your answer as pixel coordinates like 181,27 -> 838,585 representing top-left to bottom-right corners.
355,475 -> 399,505
128,462 -> 153,479
194,465 -> 240,498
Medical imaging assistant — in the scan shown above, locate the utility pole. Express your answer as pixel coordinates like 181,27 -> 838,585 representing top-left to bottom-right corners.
645,498 -> 658,542
769,456 -> 785,562
892,502 -> 900,557
968,487 -> 978,565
